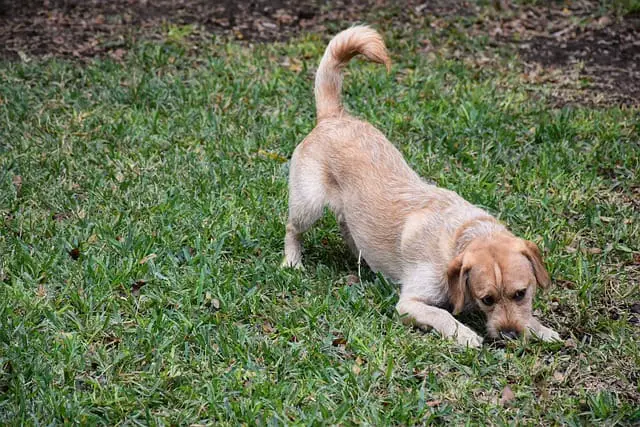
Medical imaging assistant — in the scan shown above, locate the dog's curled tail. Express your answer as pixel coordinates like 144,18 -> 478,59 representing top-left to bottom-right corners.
315,26 -> 391,122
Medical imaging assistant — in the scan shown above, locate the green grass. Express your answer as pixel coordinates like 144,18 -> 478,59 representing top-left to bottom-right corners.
1,26 -> 639,425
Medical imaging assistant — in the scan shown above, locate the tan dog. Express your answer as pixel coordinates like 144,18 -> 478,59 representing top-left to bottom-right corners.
282,26 -> 561,347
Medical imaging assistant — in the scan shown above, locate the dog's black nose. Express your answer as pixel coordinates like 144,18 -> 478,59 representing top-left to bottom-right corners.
501,330 -> 520,340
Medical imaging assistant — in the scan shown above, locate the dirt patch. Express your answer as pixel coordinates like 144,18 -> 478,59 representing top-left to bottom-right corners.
0,0 -> 638,107
518,12 -> 640,106
0,0 -> 440,58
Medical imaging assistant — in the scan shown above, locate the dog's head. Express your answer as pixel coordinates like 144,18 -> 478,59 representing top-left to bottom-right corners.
446,233 -> 550,340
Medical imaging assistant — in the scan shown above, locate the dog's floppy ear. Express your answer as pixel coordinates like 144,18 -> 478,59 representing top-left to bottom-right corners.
523,240 -> 550,289
446,254 -> 468,315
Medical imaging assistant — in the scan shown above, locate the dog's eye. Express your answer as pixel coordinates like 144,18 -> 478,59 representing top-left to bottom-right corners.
513,289 -> 527,301
481,296 -> 495,306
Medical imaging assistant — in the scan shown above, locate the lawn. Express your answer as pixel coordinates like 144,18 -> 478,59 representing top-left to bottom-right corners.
0,12 -> 639,425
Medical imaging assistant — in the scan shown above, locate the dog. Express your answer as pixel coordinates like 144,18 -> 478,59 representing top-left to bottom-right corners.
282,26 -> 561,347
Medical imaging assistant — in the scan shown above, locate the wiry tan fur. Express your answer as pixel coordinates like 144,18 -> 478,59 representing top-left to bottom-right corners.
283,26 -> 561,347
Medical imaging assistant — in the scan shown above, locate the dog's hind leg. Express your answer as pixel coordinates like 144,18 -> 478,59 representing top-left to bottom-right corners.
282,154 -> 326,269
338,217 -> 359,258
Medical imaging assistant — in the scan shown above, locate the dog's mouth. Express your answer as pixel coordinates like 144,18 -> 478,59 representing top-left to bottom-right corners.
499,330 -> 520,340
483,331 -> 524,349
486,324 -> 525,341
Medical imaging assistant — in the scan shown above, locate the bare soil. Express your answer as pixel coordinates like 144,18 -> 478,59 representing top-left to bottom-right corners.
0,0 -> 638,107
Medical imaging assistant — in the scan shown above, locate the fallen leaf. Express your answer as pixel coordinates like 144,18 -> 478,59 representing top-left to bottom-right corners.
413,368 -> 429,379
87,234 -> 98,244
17,51 -> 30,63
12,175 -> 22,192
499,385 -> 515,406
288,60 -> 302,72
132,279 -> 146,295
138,253 -> 157,264
205,292 -> 221,310
351,364 -> 361,375
110,48 -> 126,61
596,16 -> 611,27
345,274 -> 359,285
257,149 -> 287,163
332,334 -> 347,346
275,10 -> 294,25
103,333 -> 121,348
426,400 -> 442,407
52,212 -> 71,221
69,247 -> 81,260
36,284 -> 47,298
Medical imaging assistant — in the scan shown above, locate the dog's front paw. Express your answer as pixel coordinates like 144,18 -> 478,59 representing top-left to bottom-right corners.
539,328 -> 562,343
530,326 -> 562,343
454,325 -> 483,348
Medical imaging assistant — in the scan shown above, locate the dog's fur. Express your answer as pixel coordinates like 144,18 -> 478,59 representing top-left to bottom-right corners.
282,26 -> 561,347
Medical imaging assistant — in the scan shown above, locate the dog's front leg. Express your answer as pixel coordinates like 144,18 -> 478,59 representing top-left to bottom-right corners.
527,317 -> 562,342
396,298 -> 483,348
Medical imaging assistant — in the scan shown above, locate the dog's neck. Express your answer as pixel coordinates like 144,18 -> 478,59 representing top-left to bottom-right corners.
452,216 -> 507,256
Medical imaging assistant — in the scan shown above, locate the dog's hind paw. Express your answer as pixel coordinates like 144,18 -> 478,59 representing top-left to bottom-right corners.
281,257 -> 304,270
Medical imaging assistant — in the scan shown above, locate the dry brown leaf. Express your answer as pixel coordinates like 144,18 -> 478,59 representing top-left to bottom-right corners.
69,247 -> 81,260
36,284 -> 47,298
138,253 -> 157,264
110,49 -> 126,61
499,385 -> 515,406
12,175 -> 22,192
345,274 -> 359,286
332,334 -> 347,347
257,149 -> 287,163
131,279 -> 146,295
